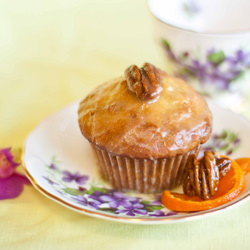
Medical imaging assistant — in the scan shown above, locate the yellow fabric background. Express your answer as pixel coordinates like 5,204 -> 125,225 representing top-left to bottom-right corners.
1,0 -> 250,249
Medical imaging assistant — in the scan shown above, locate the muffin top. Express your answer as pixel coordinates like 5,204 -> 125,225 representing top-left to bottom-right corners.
78,63 -> 212,159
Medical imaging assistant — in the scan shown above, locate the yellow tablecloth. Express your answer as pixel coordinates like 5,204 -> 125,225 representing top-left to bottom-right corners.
1,0 -> 250,249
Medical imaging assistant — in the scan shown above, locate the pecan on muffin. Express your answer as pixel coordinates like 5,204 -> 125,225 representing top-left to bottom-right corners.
78,63 -> 212,193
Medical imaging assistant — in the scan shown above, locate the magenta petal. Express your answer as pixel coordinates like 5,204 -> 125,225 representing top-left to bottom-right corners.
0,173 -> 30,200
14,172 -> 31,185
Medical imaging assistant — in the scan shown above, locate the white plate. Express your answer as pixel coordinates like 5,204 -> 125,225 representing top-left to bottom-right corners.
22,101 -> 250,224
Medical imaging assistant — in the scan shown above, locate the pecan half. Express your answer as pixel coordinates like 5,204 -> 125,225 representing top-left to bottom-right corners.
213,151 -> 231,179
183,151 -> 231,200
124,62 -> 163,101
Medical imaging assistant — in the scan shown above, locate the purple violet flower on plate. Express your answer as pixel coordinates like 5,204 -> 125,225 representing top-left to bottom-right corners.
149,210 -> 166,217
72,195 -> 101,209
98,191 -> 138,208
62,171 -> 88,185
49,163 -> 57,170
227,50 -> 250,67
116,202 -> 148,216
43,176 -> 55,185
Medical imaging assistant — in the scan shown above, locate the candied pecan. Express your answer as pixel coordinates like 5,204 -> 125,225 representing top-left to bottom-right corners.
213,152 -> 232,178
124,62 -> 163,101
183,151 -> 232,200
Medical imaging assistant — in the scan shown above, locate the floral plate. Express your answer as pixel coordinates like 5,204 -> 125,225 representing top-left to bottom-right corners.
22,101 -> 250,224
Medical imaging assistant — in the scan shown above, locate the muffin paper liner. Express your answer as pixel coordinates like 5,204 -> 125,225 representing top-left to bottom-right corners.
91,144 -> 200,193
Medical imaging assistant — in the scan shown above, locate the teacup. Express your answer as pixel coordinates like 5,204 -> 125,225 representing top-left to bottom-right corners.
148,0 -> 250,117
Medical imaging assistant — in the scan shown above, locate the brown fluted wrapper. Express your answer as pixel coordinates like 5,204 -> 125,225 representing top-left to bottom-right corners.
91,144 -> 200,193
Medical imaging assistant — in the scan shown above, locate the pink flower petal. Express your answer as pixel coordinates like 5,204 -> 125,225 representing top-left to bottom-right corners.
14,172 -> 31,185
0,173 -> 30,200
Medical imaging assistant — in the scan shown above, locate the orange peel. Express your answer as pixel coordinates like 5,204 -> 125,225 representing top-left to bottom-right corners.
235,158 -> 250,175
161,159 -> 244,212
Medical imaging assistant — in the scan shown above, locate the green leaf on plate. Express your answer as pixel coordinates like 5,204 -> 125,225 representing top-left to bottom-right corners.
162,39 -> 171,50
229,132 -> 237,143
231,70 -> 245,83
141,200 -> 150,205
208,51 -> 225,65
85,186 -> 109,195
146,205 -> 163,212
140,200 -> 163,211
219,144 -> 230,151
220,130 -> 228,139
180,67 -> 196,76
99,208 -> 117,214
62,187 -> 85,196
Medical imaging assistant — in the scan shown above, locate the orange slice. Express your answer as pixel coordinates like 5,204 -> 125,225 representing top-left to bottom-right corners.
161,159 -> 245,212
235,158 -> 250,175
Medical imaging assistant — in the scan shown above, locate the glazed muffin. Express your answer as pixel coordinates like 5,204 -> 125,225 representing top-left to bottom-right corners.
78,63 -> 212,193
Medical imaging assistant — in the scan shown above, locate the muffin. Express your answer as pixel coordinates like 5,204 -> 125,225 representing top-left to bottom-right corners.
78,63 -> 212,193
